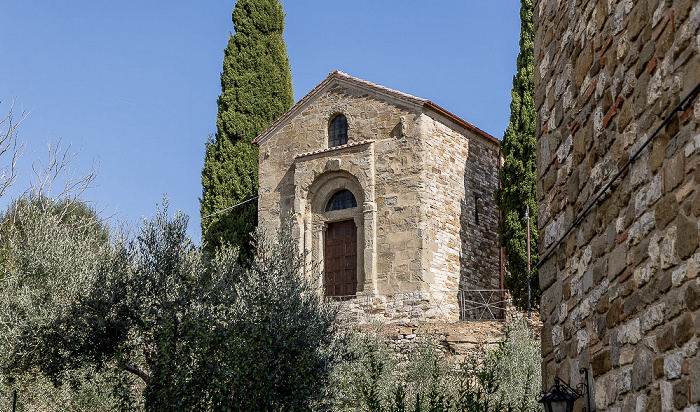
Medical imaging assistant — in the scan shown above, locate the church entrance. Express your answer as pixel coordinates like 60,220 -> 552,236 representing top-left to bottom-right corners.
324,219 -> 357,298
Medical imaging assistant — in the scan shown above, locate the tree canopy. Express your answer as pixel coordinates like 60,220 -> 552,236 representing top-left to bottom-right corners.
494,0 -> 539,311
200,0 -> 294,260
1,196 -> 337,410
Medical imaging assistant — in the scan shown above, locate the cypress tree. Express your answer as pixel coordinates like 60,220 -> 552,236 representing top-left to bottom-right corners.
201,0 -> 294,259
494,0 -> 539,311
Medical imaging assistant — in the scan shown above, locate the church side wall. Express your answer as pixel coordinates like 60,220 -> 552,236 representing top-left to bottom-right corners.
536,0 -> 700,410
421,115 -> 501,296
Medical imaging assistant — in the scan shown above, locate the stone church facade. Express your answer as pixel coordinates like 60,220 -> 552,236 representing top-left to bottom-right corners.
536,0 -> 699,410
253,71 -> 502,321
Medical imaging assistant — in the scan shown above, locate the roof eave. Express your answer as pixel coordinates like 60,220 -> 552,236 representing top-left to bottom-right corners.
423,101 -> 499,146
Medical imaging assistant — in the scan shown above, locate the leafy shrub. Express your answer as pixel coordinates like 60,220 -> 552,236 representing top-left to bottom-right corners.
0,196 -> 132,410
330,321 -> 541,412
145,222 -> 338,411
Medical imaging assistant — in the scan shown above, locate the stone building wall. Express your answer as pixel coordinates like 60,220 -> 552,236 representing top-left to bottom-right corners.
535,0 -> 700,410
372,108 -> 428,294
258,84 -> 418,234
421,113 -> 501,295
257,83 -> 428,295
257,72 -> 502,321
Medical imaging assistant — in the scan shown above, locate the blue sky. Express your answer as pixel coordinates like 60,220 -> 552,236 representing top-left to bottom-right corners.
1,1 -> 521,242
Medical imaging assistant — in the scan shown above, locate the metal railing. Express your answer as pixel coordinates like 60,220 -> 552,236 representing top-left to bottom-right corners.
327,289 -> 514,322
457,289 -> 513,321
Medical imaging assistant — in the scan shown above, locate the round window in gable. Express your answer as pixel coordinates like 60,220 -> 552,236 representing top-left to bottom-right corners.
325,189 -> 357,211
328,114 -> 348,147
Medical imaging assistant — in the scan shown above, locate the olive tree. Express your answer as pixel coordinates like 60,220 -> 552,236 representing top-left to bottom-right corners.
1,197 -> 338,410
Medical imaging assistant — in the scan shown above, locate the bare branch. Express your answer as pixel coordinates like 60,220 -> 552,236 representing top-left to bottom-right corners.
28,138 -> 99,221
0,97 -> 116,240
0,98 -> 28,200
119,361 -> 151,384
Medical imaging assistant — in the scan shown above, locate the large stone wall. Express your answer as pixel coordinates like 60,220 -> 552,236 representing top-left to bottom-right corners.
535,0 -> 700,410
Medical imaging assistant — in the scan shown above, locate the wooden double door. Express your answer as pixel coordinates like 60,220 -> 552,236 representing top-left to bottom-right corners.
324,220 -> 357,298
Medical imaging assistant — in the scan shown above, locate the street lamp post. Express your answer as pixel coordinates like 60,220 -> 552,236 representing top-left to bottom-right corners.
538,368 -> 591,412
524,205 -> 531,319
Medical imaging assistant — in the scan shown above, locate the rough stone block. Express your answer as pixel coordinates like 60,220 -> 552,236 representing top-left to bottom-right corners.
647,390 -> 661,411
692,193 -> 700,217
691,357 -> 700,403
673,379 -> 688,410
607,298 -> 621,327
617,369 -> 631,393
685,283 -> 700,310
597,315 -> 607,339
597,291 -> 609,314
650,132 -> 669,172
609,244 -> 628,279
656,195 -> 679,230
667,152 -> 686,191
542,321 -> 553,357
642,302 -> 665,331
540,257 -> 557,290
655,271 -> 673,296
575,45 -> 593,88
592,349 -> 612,375
632,348 -> 653,391
658,326 -> 675,352
664,352 -> 682,379
675,313 -> 695,347
654,357 -> 665,379
624,291 -> 642,317
677,213 -> 699,259
660,380 -> 673,412
635,393 -> 647,412
595,375 -> 608,410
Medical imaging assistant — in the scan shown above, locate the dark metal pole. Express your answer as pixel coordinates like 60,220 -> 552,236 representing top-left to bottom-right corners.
581,368 -> 592,412
12,390 -> 17,412
525,205 -> 531,319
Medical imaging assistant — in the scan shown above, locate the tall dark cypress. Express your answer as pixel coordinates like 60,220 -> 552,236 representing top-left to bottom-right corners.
494,0 -> 539,310
201,0 -> 294,259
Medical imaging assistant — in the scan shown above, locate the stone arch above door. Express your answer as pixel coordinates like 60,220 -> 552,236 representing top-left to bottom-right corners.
295,168 -> 377,296
307,170 -> 365,214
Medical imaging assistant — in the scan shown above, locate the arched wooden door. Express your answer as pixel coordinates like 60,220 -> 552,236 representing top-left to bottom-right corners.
324,220 -> 357,298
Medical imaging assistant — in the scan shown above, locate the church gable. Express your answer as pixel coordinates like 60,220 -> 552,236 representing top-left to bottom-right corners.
256,77 -> 423,157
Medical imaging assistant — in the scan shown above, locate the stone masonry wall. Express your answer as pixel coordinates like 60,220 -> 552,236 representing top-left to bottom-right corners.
258,83 -> 431,296
258,77 -> 502,321
372,107 -> 428,294
258,84 -> 418,233
421,113 -> 501,295
536,0 -> 700,410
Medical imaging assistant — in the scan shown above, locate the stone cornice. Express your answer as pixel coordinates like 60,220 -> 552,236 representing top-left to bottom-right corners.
294,139 -> 375,161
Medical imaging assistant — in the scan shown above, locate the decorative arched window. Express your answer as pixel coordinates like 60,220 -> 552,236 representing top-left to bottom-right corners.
325,189 -> 357,211
328,114 -> 348,147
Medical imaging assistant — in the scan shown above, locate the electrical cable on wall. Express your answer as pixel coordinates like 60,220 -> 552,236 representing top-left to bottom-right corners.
200,195 -> 258,221
536,80 -> 700,269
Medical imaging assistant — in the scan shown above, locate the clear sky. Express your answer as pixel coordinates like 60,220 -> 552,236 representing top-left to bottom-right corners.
1,1 -> 521,242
